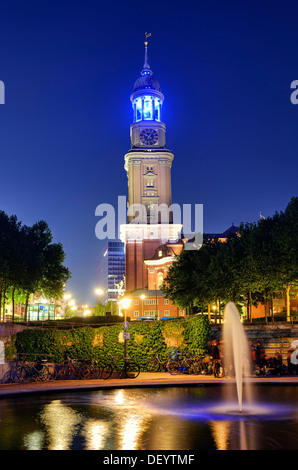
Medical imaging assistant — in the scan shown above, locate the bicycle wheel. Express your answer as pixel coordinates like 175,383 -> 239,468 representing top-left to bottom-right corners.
101,364 -> 113,380
15,366 -> 28,383
191,362 -> 203,374
79,364 -> 91,379
89,365 -> 100,379
146,358 -> 160,372
10,365 -> 23,383
47,364 -> 58,381
57,364 -> 72,380
167,360 -> 181,375
124,360 -> 140,379
39,366 -> 50,381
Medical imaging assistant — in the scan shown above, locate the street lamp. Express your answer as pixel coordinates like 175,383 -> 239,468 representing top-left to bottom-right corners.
95,288 -> 104,296
121,298 -> 131,321
120,298 -> 131,361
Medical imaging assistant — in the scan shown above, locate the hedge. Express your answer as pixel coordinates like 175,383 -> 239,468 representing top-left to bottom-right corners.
10,316 -> 211,371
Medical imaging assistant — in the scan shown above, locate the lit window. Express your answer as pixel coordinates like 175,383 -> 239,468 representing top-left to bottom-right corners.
144,310 -> 158,316
143,97 -> 153,120
158,272 -> 164,288
154,99 -> 161,121
133,96 -> 161,122
135,98 -> 142,121
145,299 -> 158,305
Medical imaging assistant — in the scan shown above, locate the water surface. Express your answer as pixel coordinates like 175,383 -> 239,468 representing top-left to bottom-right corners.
0,385 -> 297,450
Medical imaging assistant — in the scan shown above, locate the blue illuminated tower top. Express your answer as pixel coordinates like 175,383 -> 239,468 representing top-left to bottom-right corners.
129,34 -> 167,150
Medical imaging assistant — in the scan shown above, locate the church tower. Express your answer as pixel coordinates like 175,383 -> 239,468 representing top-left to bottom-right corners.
125,36 -> 174,222
120,35 -> 183,295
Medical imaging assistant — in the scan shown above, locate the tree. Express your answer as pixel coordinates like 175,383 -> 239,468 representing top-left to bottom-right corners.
161,250 -> 199,313
162,197 -> 298,323
0,210 -> 71,321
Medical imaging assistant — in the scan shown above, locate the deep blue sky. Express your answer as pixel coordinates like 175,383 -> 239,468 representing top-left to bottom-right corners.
0,0 -> 297,305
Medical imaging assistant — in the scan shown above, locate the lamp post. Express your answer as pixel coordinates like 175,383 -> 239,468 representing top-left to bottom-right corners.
140,294 -> 145,317
120,298 -> 131,361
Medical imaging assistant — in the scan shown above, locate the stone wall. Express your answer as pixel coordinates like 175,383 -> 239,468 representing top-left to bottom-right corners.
211,323 -> 298,361
0,322 -> 33,341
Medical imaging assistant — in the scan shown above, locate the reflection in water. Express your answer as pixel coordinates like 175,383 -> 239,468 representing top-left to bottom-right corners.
210,421 -> 230,450
111,390 -> 152,450
82,420 -> 110,450
39,399 -> 82,450
4,386 -> 298,451
23,431 -> 45,450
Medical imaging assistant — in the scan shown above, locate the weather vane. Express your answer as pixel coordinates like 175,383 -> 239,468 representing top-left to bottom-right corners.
145,32 -> 151,46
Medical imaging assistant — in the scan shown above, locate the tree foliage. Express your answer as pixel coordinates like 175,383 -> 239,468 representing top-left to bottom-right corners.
162,198 -> 298,321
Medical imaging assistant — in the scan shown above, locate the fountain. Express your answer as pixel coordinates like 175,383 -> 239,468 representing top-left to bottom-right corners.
222,302 -> 253,413
0,302 -> 297,450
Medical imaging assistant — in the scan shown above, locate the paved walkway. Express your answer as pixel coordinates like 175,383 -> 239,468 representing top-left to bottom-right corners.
1,373 -> 298,397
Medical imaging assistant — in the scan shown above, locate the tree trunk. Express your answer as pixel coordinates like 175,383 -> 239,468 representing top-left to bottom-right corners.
249,289 -> 252,323
286,285 -> 291,322
264,291 -> 268,323
2,288 -> 7,322
24,292 -> 30,322
12,287 -> 15,322
208,303 -> 211,322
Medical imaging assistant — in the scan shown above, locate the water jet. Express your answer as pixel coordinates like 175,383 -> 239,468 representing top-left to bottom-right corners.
223,302 -> 253,413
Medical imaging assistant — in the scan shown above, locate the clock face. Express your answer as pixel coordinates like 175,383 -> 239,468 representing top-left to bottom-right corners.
140,129 -> 158,146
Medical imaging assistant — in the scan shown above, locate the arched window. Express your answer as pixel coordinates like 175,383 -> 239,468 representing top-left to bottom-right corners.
158,271 -> 164,288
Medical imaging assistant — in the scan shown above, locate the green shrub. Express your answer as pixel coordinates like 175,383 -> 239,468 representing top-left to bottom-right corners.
11,317 -> 211,370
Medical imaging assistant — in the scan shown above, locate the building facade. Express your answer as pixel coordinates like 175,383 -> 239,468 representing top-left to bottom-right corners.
96,241 -> 125,303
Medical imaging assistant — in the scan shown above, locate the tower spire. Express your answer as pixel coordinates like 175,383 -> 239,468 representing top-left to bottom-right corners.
142,32 -> 152,75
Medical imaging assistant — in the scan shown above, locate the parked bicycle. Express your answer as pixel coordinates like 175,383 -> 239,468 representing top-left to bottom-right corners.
167,355 -> 193,375
56,358 -> 89,380
12,359 -> 51,382
9,355 -> 26,383
146,353 -> 170,372
101,355 -> 140,379
79,359 -> 100,379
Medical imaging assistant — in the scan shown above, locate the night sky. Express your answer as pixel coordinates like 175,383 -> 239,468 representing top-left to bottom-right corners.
0,0 -> 297,305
